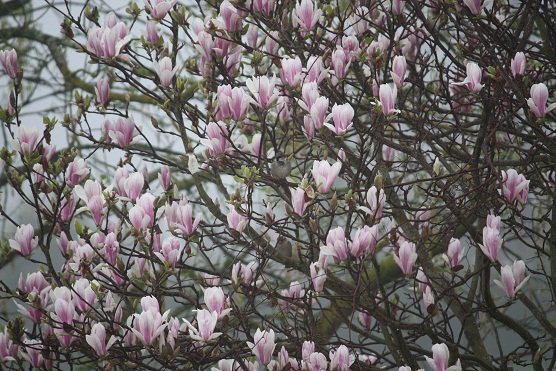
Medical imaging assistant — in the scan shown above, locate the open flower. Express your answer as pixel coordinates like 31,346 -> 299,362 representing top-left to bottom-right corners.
246,328 -> 276,365
311,159 -> 341,193
527,83 -> 556,118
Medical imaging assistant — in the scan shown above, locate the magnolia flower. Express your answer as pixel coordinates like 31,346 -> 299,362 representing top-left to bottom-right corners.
320,227 -> 349,263
291,0 -> 322,34
311,159 -> 341,193
500,169 -> 529,204
527,83 -> 556,118
462,0 -> 483,15
452,62 -> 483,93
227,205 -> 248,233
324,103 -> 354,135
153,57 -> 178,87
183,309 -> 222,343
479,224 -> 502,262
379,84 -> 398,115
494,260 -> 530,299
360,186 -> 386,218
511,52 -> 526,78
86,323 -> 117,356
425,343 -> 462,371
9,224 -> 38,257
391,55 -> 407,88
246,328 -> 276,365
394,241 -> 418,275
0,49 -> 18,79
246,75 -> 278,109
143,0 -> 177,20
12,126 -> 40,155
290,187 -> 308,216
443,238 -> 465,269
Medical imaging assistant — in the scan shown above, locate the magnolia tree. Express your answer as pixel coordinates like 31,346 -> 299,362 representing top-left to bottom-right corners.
0,0 -> 555,369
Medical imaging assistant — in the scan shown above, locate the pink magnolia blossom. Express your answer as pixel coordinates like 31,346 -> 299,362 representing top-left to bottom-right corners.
246,75 -> 278,109
66,157 -> 89,186
183,309 -> 222,343
463,0 -> 482,15
204,287 -> 232,319
251,0 -> 276,15
202,121 -> 230,157
310,96 -> 329,130
320,227 -> 349,263
219,1 -> 242,32
20,339 -> 45,368
280,56 -> 303,86
54,298 -> 76,325
86,323 -> 117,356
265,31 -> 279,55
109,116 -> 138,147
383,145 -> 396,162
154,237 -> 182,268
358,311 -> 372,329
301,82 -> 320,111
425,343 -> 462,371
303,352 -> 328,371
291,0 -> 322,35
311,159 -> 341,193
143,0 -> 176,20
342,35 -> 360,60
393,241 -> 418,275
486,213 -> 501,229
95,79 -> 110,106
310,260 -> 327,292
87,21 -> 131,59
0,49 -> 18,79
72,278 -> 98,312
158,165 -> 172,190
391,55 -> 407,88
153,57 -> 178,87
9,224 -> 38,257
228,87 -> 251,120
145,20 -> 161,44
423,285 -> 435,308
527,83 -> 556,118
231,261 -> 255,287
12,126 -> 40,155
330,345 -> 352,371
500,169 -> 529,204
511,52 -> 526,78
246,328 -> 276,365
290,187 -> 308,216
0,327 -> 18,362
306,56 -> 328,84
360,186 -> 386,218
246,24 -> 259,48
227,205 -> 248,233
443,238 -> 465,269
129,204 -> 151,232
480,225 -> 503,262
452,62 -> 483,93
350,225 -> 379,258
379,84 -> 398,115
166,200 -> 201,236
494,260 -> 530,299
275,346 -> 299,370
18,272 -> 49,294
331,48 -> 351,80
416,267 -> 429,293
124,172 -> 144,201
324,102 -> 354,135
131,305 -> 169,346
391,0 -> 405,15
